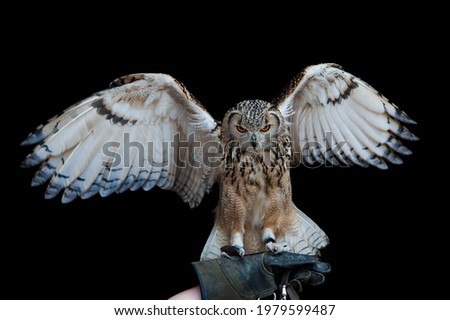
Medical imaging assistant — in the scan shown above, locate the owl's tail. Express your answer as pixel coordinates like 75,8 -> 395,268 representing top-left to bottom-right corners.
278,206 -> 329,255
200,206 -> 329,260
200,221 -> 226,260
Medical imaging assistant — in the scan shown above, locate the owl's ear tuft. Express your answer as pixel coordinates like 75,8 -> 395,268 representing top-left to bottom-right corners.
109,74 -> 146,88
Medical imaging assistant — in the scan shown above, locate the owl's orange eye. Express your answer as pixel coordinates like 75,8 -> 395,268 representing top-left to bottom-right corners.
236,125 -> 247,133
260,124 -> 271,132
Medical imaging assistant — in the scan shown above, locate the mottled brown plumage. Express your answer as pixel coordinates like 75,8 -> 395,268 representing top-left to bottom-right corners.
200,100 -> 327,259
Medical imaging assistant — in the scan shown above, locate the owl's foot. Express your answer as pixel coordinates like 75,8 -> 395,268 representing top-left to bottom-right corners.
262,229 -> 286,254
264,235 -> 280,253
266,241 -> 283,253
221,245 -> 245,258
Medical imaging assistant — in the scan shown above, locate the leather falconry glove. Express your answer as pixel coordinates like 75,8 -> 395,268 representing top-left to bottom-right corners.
192,251 -> 330,300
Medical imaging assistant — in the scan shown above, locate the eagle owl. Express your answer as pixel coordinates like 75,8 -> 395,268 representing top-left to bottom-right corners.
21,64 -> 417,260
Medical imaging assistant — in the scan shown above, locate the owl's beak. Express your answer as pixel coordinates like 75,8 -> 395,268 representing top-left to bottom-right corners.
251,134 -> 258,148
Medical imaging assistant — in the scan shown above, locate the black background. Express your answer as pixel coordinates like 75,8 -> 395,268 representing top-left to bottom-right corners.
5,6 -> 447,299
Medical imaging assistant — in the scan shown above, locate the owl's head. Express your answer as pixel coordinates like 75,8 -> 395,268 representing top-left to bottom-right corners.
222,100 -> 286,151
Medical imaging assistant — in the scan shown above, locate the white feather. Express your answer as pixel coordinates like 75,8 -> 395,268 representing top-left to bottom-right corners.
117,135 -> 142,193
134,129 -> 156,191
350,96 -> 391,132
322,106 -> 348,164
156,119 -> 174,189
340,106 -> 386,167
350,81 -> 387,114
296,206 -> 328,249
343,99 -> 388,149
62,148 -> 107,203
80,169 -> 104,199
99,126 -> 133,197
312,108 -> 326,163
328,107 -> 363,165
31,151 -> 68,187
200,222 -> 224,260
303,107 -> 317,164
55,115 -> 116,193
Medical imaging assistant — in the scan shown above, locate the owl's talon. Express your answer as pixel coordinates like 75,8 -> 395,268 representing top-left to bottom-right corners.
233,245 -> 245,257
221,252 -> 233,259
221,245 -> 245,257
266,241 -> 284,254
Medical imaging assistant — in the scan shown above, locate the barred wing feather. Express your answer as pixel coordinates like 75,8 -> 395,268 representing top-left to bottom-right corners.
21,73 -> 220,208
277,64 -> 418,168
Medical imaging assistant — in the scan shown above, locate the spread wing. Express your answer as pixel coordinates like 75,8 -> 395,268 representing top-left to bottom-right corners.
277,63 -> 418,168
21,73 -> 221,207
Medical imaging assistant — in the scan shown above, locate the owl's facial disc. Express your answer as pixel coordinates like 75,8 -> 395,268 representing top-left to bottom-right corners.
226,100 -> 282,155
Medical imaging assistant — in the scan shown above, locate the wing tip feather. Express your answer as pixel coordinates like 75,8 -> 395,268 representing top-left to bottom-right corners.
21,154 -> 43,168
